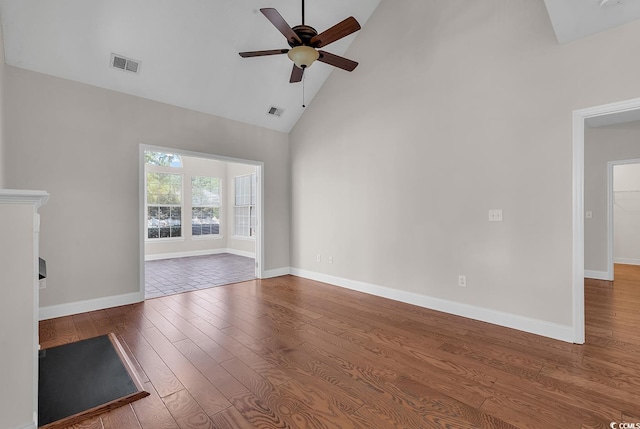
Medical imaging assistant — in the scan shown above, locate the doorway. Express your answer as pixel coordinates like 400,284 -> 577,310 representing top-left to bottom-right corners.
138,145 -> 264,299
573,97 -> 640,343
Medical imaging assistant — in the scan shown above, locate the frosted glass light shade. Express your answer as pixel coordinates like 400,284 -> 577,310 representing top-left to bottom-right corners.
287,46 -> 319,69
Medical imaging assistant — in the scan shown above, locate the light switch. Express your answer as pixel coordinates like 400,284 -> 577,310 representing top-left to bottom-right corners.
586,211 -> 593,219
488,209 -> 503,222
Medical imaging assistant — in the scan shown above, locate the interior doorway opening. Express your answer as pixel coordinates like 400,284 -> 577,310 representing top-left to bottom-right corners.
139,145 -> 263,299
573,97 -> 640,344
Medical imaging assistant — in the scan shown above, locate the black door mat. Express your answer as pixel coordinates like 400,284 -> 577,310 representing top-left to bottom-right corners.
38,333 -> 149,429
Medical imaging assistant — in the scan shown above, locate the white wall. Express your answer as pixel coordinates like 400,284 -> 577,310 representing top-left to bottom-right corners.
4,66 -> 290,310
585,122 -> 640,273
290,0 -> 640,334
613,162 -> 640,265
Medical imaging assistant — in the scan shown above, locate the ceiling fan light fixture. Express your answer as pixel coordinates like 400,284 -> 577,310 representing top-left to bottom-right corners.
287,46 -> 319,69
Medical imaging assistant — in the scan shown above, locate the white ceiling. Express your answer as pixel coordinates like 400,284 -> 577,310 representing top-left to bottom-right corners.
0,0 -> 381,133
1,0 -> 640,133
544,0 -> 640,44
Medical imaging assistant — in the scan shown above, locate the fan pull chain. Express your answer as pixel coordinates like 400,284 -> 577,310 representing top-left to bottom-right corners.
302,76 -> 306,108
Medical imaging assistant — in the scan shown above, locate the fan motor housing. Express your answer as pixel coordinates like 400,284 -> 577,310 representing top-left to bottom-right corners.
290,25 -> 318,47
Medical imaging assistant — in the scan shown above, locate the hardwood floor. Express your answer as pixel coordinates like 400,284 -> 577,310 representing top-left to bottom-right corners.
39,266 -> 640,428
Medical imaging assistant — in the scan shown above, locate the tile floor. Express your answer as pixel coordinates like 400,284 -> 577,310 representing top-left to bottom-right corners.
144,253 -> 255,298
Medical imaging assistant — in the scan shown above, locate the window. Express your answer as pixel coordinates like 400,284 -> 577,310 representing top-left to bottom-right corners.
145,151 -> 182,167
234,173 -> 256,237
147,172 -> 182,239
192,176 -> 221,236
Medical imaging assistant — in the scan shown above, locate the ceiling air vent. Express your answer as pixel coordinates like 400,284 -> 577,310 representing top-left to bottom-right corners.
110,53 -> 141,74
267,106 -> 284,117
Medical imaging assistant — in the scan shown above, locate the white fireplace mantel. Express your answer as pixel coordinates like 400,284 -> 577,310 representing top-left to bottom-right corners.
0,189 -> 49,429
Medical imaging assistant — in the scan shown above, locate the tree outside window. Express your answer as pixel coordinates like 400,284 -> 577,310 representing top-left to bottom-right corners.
192,176 -> 221,236
147,172 -> 182,239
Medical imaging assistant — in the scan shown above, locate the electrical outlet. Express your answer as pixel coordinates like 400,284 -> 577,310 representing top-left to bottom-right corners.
458,275 -> 467,287
328,256 -> 333,264
316,254 -> 321,262
488,209 -> 503,222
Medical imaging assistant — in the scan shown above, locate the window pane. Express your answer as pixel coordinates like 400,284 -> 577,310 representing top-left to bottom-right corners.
192,176 -> 220,206
235,206 -> 250,236
147,172 -> 181,205
145,151 -> 182,167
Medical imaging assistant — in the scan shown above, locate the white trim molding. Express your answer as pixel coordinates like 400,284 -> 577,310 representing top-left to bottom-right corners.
39,291 -> 144,321
13,422 -> 36,429
263,267 -> 290,278
0,189 -> 49,208
290,268 -> 574,343
145,248 -> 255,261
614,258 -> 640,266
584,270 -> 610,280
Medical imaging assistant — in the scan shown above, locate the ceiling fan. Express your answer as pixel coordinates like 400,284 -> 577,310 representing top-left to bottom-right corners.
239,0 -> 362,83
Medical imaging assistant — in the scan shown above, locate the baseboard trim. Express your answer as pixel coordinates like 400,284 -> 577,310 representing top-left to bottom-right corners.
584,269 -> 610,280
145,248 -> 255,261
289,268 -> 574,343
39,291 -> 144,321
613,258 -> 640,266
225,249 -> 256,259
145,248 -> 227,261
263,267 -> 290,278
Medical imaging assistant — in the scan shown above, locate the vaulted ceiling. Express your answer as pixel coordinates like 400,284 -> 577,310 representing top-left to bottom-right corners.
1,0 -> 639,133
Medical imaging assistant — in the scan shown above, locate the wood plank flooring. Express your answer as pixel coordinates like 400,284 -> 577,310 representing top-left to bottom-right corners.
39,265 -> 640,428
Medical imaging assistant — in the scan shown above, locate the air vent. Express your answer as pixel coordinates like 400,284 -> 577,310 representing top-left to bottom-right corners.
110,53 -> 141,74
267,106 -> 284,117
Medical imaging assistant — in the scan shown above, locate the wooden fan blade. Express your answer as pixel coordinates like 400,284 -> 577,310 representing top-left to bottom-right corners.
310,16 -> 361,48
239,49 -> 289,58
261,8 -> 302,45
317,51 -> 358,72
290,64 -> 304,83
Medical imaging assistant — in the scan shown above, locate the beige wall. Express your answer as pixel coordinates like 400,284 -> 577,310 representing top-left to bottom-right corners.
0,24 -> 5,189
4,66 -> 290,308
290,0 -> 640,328
585,122 -> 640,273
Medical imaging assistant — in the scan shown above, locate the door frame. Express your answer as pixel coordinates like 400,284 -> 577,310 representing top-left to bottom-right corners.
573,97 -> 640,344
138,144 -> 265,298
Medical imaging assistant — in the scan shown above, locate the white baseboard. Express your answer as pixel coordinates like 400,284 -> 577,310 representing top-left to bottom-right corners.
263,267 -> 290,278
584,269 -> 611,280
225,248 -> 256,259
613,258 -> 640,266
145,248 -> 255,261
39,291 -> 144,321
145,248 -> 227,261
289,268 -> 575,343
